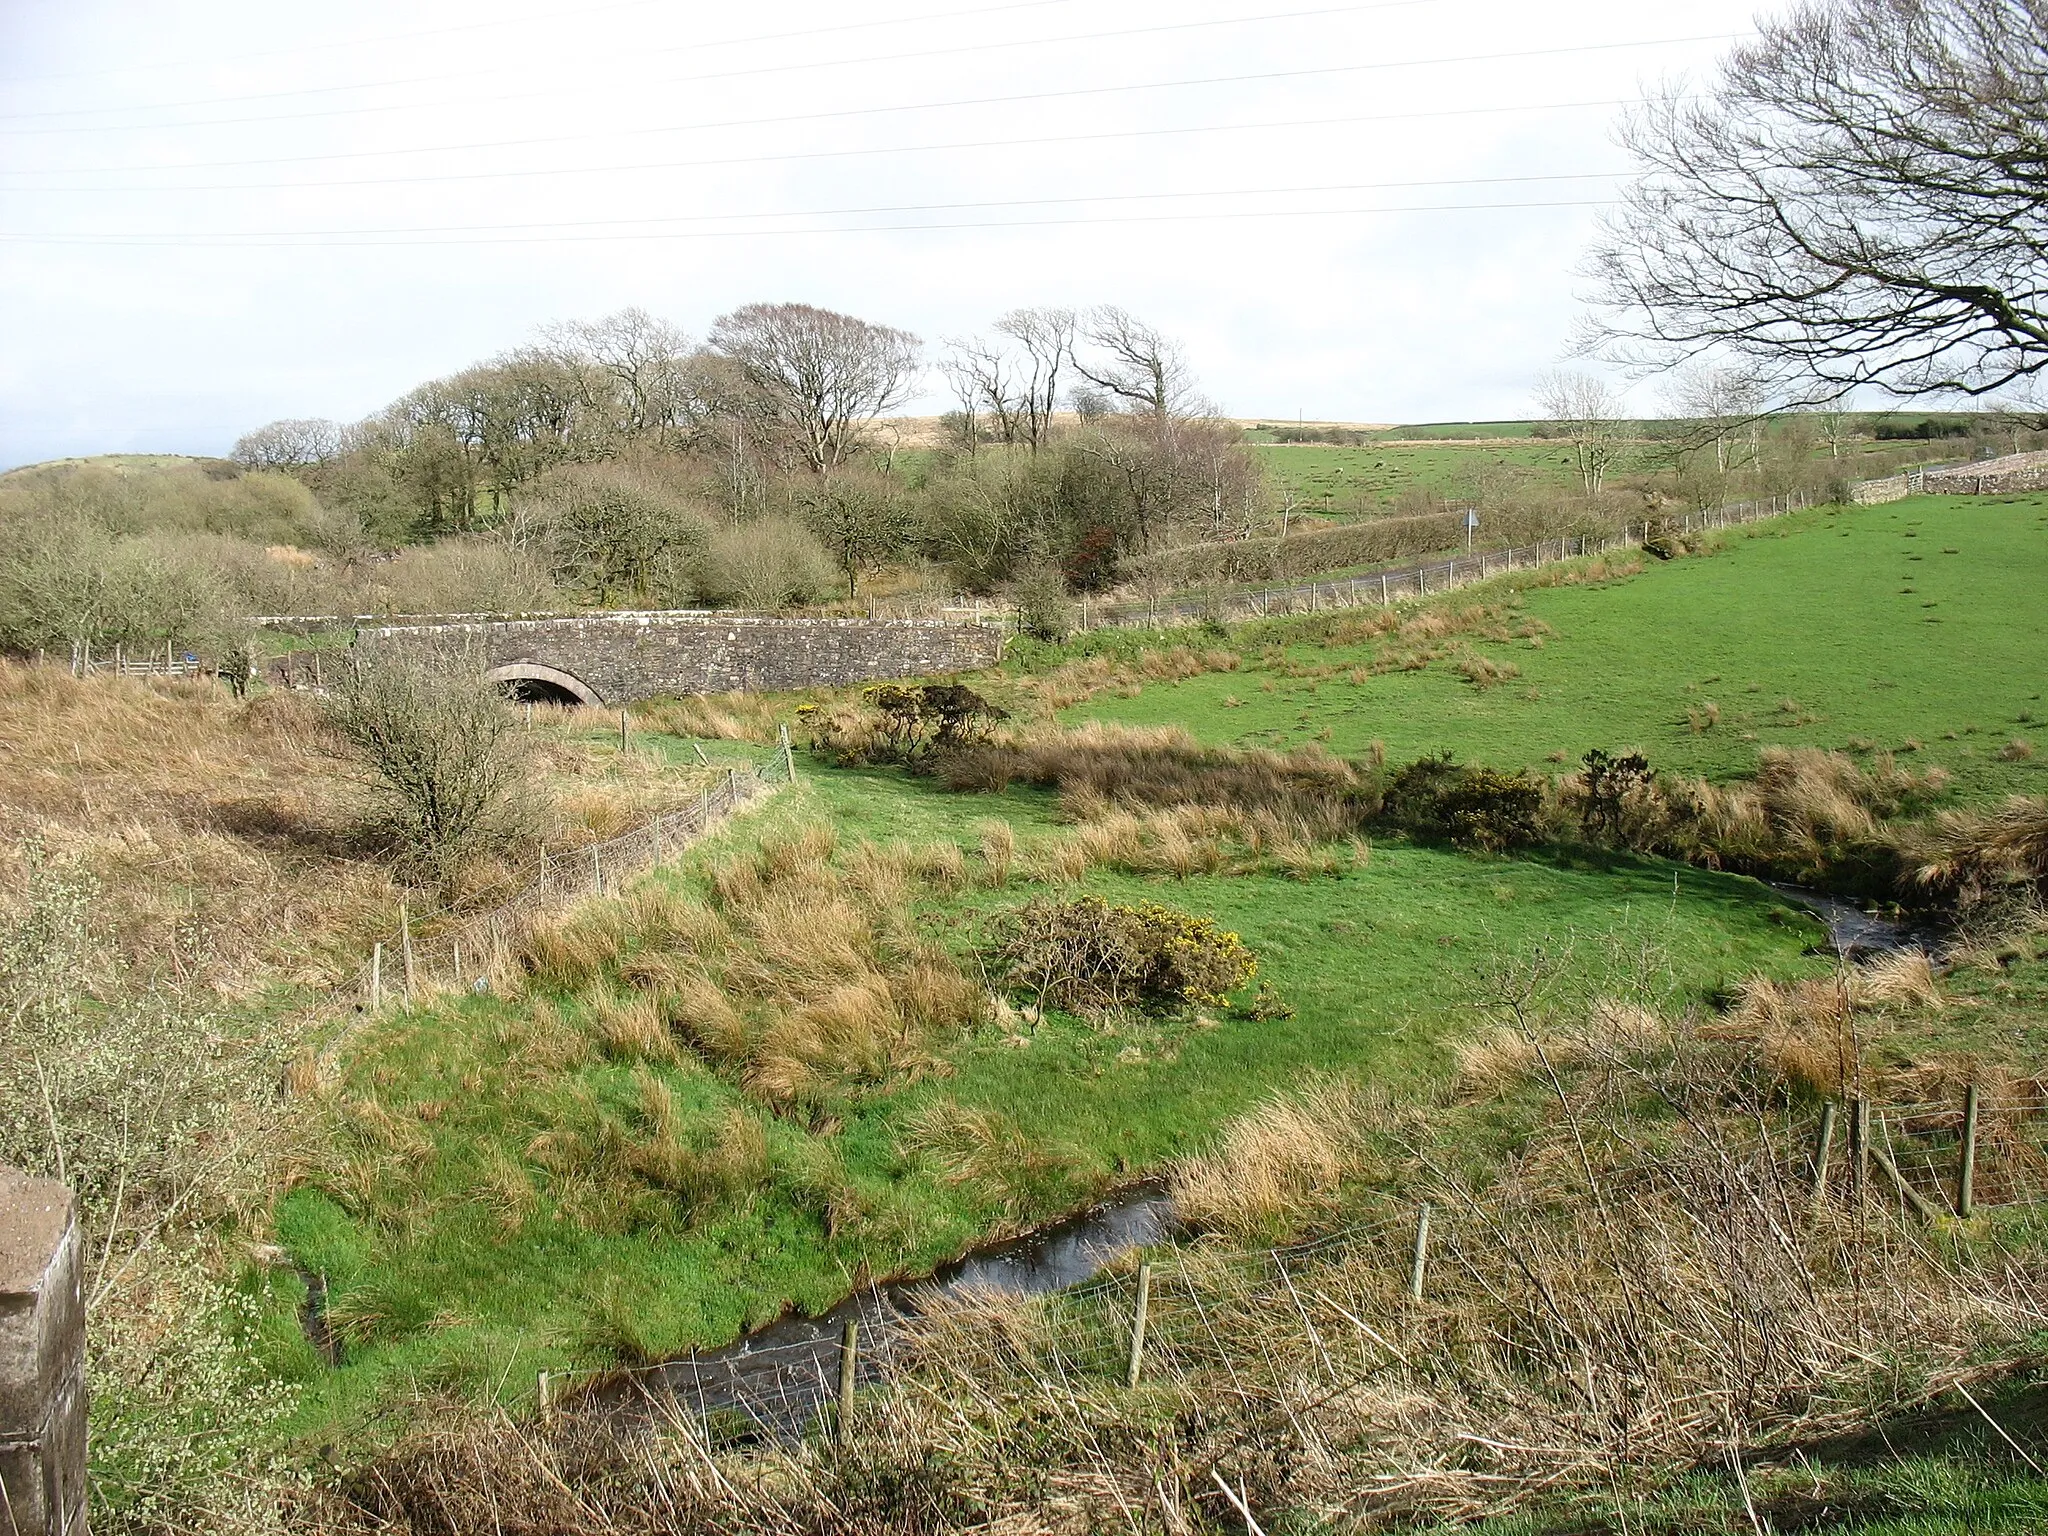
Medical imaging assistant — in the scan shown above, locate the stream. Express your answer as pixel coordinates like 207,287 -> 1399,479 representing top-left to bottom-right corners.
575,1185 -> 1175,1434
1765,882 -> 1929,958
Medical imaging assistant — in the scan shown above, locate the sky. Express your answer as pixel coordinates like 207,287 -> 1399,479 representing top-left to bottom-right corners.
0,0 -> 1764,470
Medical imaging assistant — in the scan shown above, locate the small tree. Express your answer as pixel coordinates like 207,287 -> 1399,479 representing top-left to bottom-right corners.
795,473 -> 913,599
1533,370 -> 1626,494
324,651 -> 529,882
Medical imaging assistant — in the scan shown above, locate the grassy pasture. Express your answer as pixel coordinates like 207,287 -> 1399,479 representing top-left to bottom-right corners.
1251,438 -> 1608,513
272,756 -> 1822,1436
1065,493 -> 2048,801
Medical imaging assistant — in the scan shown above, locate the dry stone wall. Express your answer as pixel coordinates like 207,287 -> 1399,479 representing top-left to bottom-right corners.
352,611 -> 1005,704
1922,450 -> 2048,495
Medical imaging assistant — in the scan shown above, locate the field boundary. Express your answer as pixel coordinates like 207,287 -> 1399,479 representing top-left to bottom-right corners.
355,753 -> 790,1010
1074,490 -> 1821,632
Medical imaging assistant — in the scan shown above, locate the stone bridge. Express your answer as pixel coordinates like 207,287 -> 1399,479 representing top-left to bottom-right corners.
340,611 -> 1005,705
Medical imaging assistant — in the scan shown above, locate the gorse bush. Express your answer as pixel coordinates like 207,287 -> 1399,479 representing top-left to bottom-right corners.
1380,753 -> 1548,852
800,682 -> 1008,768
994,894 -> 1256,1012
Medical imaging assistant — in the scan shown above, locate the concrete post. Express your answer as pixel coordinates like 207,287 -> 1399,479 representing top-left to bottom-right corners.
0,1167 -> 88,1535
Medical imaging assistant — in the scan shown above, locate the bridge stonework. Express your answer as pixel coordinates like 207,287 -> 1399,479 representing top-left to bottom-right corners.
354,612 -> 1005,705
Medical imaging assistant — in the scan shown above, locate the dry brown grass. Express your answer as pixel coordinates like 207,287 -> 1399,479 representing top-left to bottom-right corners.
0,661 -> 728,996
1171,1078 -> 1386,1237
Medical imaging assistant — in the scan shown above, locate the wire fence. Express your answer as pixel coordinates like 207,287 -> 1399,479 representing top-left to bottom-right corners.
355,747 -> 792,1010
544,1083 -> 2048,1453
1069,491 -> 1820,632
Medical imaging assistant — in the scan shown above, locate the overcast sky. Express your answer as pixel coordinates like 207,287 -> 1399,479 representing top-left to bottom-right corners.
0,0 -> 1763,470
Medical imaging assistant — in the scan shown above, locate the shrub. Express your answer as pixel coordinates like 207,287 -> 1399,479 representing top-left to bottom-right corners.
323,649 -> 533,882
695,516 -> 837,609
802,683 -> 1008,767
1008,564 -> 1076,642
993,895 -> 1256,1012
1379,753 -> 1546,851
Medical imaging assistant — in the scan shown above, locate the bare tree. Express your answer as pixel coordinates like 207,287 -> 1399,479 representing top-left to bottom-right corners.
940,336 -> 1023,452
1070,306 -> 1197,421
995,306 -> 1076,450
708,302 -> 922,474
1661,362 -> 1768,473
539,307 -> 696,444
232,418 -> 343,470
1812,408 -> 1853,459
1585,0 -> 2048,403
1535,370 -> 1627,494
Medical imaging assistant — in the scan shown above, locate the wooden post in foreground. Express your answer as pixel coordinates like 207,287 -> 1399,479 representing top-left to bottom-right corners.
1957,1084 -> 1980,1218
780,723 -> 797,782
837,1317 -> 859,1442
399,903 -> 416,1003
536,1370 -> 553,1416
1809,1101 -> 1837,1206
1870,1143 -> 1942,1223
619,710 -> 629,752
1851,1097 -> 1870,1206
1125,1263 -> 1154,1388
1408,1203 -> 1433,1301
370,942 -> 383,1012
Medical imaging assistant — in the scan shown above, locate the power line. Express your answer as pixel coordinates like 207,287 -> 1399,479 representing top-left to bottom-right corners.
0,1 -> 1431,124
0,32 -> 1738,158
1,170 -> 1626,242
0,0 -> 1088,89
0,97 -> 1652,193
0,195 -> 1616,249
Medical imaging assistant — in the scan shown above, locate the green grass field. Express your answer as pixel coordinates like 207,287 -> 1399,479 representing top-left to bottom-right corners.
1065,493 -> 2048,801
1251,439 -> 1611,513
264,488 -> 2047,1466
272,753 -> 1825,1436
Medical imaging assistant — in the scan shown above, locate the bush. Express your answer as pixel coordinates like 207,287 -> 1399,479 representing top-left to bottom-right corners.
1008,565 -> 1076,642
323,650 -> 532,882
994,894 -> 1256,1012
802,683 -> 1008,767
694,516 -> 837,609
1379,753 -> 1546,851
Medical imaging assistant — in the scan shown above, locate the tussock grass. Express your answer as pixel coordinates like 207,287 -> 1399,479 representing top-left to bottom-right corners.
1171,1078 -> 1387,1236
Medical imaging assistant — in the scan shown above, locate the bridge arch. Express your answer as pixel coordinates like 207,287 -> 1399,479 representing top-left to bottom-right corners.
486,661 -> 605,708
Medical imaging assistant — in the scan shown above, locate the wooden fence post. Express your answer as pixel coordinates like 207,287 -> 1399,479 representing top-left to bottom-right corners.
400,902 -> 416,1003
780,723 -> 797,782
619,710 -> 629,752
590,845 -> 602,895
537,1370 -> 553,1416
1810,1101 -> 1837,1206
1125,1263 -> 1154,1388
370,942 -> 383,1012
1408,1203 -> 1432,1301
1851,1097 -> 1870,1205
1957,1083 -> 1980,1218
837,1317 -> 859,1442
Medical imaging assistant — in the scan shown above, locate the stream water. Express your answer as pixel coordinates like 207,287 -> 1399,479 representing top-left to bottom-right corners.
576,1185 -> 1175,1433
1765,882 -> 1928,958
